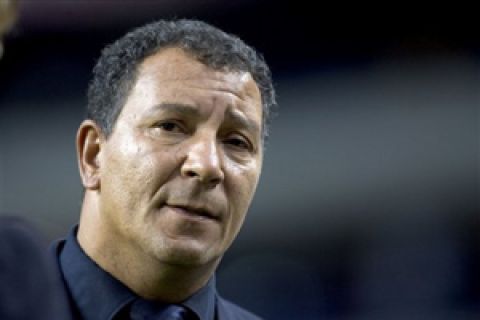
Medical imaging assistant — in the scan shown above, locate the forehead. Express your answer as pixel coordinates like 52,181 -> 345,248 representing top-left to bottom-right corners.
124,47 -> 262,122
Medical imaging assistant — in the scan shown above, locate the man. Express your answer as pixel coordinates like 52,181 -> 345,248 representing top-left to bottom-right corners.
53,19 -> 276,320
0,0 -> 17,58
1,1 -> 71,319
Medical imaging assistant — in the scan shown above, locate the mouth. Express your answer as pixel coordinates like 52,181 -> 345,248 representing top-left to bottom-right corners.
165,204 -> 219,221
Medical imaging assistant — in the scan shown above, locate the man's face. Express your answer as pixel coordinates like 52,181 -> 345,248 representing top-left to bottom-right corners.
97,47 -> 263,267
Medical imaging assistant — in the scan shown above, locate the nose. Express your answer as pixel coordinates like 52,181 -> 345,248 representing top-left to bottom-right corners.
180,135 -> 224,188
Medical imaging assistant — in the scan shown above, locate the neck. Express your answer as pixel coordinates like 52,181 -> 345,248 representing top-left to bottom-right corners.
77,194 -> 219,302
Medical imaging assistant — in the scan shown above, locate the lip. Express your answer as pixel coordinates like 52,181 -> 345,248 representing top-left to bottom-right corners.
165,204 -> 219,221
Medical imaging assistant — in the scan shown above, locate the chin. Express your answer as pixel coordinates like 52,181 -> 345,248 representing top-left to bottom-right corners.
151,237 -> 222,267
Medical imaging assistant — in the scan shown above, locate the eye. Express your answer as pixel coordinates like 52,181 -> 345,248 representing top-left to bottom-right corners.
224,135 -> 251,151
154,121 -> 184,133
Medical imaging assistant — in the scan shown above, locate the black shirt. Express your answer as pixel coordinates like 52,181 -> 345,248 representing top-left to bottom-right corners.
59,227 -> 216,320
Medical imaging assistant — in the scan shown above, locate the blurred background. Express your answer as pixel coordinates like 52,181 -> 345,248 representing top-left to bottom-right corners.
0,1 -> 478,319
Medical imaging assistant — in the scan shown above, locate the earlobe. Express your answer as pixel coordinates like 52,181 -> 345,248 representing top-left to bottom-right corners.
76,120 -> 103,190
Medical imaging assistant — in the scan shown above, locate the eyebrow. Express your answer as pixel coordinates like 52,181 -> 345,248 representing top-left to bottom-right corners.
225,108 -> 261,136
149,102 -> 200,117
149,102 -> 261,135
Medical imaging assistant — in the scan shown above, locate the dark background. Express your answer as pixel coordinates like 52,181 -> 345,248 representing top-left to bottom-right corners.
0,1 -> 478,319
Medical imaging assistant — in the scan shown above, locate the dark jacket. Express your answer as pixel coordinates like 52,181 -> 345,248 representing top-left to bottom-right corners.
49,236 -> 262,320
0,216 -> 71,320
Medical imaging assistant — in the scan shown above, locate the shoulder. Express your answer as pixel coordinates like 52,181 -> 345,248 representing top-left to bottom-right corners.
217,295 -> 264,320
0,216 -> 49,269
0,216 -> 73,320
0,215 -> 46,244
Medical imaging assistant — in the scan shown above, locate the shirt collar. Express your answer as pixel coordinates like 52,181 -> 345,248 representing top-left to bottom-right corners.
59,225 -> 217,320
183,275 -> 216,320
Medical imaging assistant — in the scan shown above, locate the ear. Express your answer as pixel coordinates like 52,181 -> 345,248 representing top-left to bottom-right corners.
76,120 -> 104,190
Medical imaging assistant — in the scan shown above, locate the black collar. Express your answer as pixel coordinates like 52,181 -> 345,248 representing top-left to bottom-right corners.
59,226 -> 216,320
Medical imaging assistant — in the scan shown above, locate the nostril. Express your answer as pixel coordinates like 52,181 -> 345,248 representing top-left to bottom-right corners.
185,170 -> 198,178
183,168 -> 222,187
209,177 -> 221,186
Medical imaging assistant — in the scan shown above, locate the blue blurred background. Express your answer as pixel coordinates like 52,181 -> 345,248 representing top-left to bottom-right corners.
0,1 -> 478,319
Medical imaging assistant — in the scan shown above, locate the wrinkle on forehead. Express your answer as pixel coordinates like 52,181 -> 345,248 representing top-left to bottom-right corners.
137,48 -> 261,103
177,81 -> 256,104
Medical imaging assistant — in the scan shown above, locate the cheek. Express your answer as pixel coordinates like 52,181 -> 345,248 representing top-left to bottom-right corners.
101,146 -> 144,213
103,133 -> 181,204
224,158 -> 261,215
102,138 -> 147,202
221,165 -> 260,248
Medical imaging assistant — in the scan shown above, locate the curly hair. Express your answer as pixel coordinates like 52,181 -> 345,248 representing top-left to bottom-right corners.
87,19 -> 276,141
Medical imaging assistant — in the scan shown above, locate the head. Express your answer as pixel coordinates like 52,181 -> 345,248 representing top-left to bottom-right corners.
77,20 -> 276,274
87,19 -> 275,142
0,0 -> 18,58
